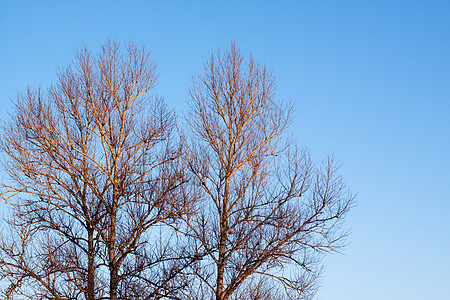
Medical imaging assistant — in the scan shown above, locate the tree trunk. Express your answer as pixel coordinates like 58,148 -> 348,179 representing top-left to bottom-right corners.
109,204 -> 117,300
110,266 -> 118,300
87,226 -> 95,300
216,226 -> 226,300
216,176 -> 230,300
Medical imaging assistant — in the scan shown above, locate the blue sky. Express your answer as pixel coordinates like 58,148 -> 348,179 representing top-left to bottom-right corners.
1,1 -> 449,299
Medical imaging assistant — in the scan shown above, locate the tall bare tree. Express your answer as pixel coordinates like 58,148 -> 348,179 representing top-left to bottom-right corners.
0,40 -> 190,300
179,43 -> 354,300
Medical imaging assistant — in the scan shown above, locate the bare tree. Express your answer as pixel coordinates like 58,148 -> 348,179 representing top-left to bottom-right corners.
0,40 -> 190,300
179,43 -> 354,300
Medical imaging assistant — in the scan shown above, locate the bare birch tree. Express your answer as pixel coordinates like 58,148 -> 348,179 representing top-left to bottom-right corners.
179,43 -> 354,300
0,40 -> 190,300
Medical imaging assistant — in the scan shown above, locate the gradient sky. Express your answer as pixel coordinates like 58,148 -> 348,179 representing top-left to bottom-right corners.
1,1 -> 449,299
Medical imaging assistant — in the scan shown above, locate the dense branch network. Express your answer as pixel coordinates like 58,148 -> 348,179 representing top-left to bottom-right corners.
0,41 -> 353,300
0,40 -> 191,300
178,43 -> 354,300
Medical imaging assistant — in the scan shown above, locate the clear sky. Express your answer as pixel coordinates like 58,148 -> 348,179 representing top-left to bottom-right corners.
1,1 -> 449,299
